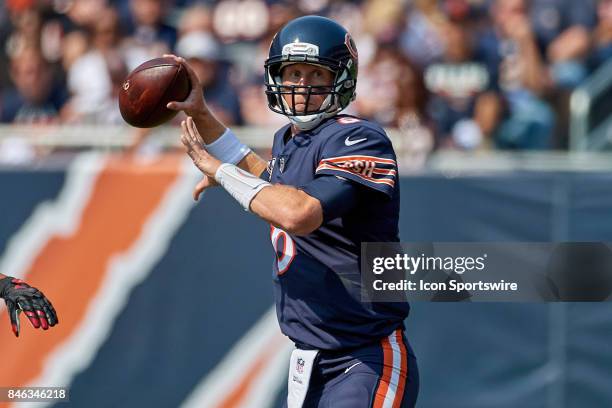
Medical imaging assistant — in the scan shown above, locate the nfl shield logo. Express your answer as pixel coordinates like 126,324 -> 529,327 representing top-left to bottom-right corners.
296,357 -> 305,374
279,156 -> 287,173
267,158 -> 276,173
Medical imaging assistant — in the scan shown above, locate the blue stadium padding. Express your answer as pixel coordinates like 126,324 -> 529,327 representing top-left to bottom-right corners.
0,169 -> 603,408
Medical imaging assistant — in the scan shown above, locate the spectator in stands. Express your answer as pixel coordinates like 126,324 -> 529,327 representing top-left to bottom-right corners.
528,0 -> 598,147
0,47 -> 67,124
36,0 -> 110,65
240,1 -> 299,82
531,0 -> 596,89
1,0 -> 43,86
392,48 -> 434,170
122,0 -> 175,70
61,6 -> 127,124
177,3 -> 212,37
355,46 -> 428,127
400,0 -> 448,68
0,0 -> 605,153
475,0 -> 555,149
60,30 -> 89,73
394,52 -> 429,129
176,31 -> 242,126
589,0 -> 612,71
361,0 -> 405,45
237,2 -> 299,128
61,0 -> 109,30
211,0 -> 269,43
3,1 -> 42,53
238,76 -> 287,128
424,22 -> 502,149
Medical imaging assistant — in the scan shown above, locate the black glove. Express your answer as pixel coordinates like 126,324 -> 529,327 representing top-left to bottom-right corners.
0,276 -> 59,337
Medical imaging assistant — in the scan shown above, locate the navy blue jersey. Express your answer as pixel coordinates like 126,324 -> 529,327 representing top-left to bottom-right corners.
265,115 -> 410,351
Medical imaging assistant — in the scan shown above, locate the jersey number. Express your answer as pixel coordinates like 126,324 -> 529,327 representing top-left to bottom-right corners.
270,226 -> 296,275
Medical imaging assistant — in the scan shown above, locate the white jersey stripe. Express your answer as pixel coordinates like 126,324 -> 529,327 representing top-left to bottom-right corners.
383,330 -> 403,408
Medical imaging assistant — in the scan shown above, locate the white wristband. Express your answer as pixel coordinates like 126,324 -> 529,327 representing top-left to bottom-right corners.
205,128 -> 251,165
214,163 -> 271,211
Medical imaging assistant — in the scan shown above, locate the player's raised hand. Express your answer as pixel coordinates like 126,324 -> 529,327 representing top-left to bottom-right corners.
163,54 -> 207,118
181,116 -> 222,178
0,275 -> 58,337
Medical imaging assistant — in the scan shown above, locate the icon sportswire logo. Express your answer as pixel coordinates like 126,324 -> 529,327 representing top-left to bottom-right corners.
345,136 -> 367,146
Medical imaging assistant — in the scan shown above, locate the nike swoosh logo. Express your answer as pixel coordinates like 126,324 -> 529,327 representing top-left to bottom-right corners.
344,362 -> 362,374
345,136 -> 367,146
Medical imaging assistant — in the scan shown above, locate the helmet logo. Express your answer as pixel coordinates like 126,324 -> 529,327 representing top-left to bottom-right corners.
282,42 -> 319,57
345,33 -> 358,61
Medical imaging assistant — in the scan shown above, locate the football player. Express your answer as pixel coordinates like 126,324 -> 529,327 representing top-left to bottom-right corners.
0,273 -> 58,337
168,15 -> 419,408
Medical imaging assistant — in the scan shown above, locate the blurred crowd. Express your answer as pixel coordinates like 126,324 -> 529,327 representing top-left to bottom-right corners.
0,0 -> 610,152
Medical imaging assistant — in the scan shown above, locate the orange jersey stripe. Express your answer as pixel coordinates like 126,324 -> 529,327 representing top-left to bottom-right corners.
0,154 -> 182,392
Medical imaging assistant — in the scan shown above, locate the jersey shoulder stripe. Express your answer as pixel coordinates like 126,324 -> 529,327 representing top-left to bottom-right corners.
316,155 -> 397,187
316,164 -> 395,187
320,154 -> 397,166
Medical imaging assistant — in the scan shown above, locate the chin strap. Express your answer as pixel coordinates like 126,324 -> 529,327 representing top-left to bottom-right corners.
288,113 -> 327,131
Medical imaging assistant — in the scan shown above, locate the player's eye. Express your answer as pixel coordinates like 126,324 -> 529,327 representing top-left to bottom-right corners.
312,69 -> 332,84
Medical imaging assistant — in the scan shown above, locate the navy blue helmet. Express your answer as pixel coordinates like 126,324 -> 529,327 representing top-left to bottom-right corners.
264,15 -> 358,130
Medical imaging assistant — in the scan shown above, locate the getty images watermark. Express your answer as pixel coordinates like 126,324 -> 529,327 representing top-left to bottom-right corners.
360,243 -> 612,302
371,252 -> 517,293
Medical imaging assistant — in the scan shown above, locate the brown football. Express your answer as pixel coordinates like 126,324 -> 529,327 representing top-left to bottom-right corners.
119,57 -> 191,128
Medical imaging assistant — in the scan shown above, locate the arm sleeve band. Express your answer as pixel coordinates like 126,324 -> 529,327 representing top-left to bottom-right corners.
205,128 -> 251,165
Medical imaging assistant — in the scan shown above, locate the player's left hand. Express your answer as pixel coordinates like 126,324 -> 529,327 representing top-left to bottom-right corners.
0,276 -> 59,337
181,115 -> 222,182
